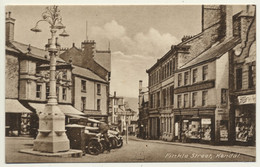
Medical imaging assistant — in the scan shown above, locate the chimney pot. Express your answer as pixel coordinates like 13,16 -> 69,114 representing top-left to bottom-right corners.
139,80 -> 143,91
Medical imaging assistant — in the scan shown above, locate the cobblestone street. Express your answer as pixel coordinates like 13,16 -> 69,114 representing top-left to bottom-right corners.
6,136 -> 255,163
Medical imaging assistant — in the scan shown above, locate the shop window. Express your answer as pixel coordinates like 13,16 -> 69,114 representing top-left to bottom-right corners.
236,68 -> 242,90
81,97 -> 86,111
202,91 -> 208,106
36,84 -> 42,98
184,71 -> 189,85
46,85 -> 50,99
221,89 -> 228,104
157,91 -> 160,107
202,65 -> 208,81
97,84 -> 101,95
170,86 -> 174,105
235,108 -> 255,144
187,120 -> 201,139
97,99 -> 101,111
81,80 -> 86,92
192,92 -> 197,107
177,95 -> 182,108
184,94 -> 188,108
248,65 -> 255,88
62,87 -> 66,100
178,73 -> 182,86
201,118 -> 212,141
192,69 -> 198,83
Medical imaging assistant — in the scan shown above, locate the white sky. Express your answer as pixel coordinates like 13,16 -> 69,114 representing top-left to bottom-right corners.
6,5 -> 246,98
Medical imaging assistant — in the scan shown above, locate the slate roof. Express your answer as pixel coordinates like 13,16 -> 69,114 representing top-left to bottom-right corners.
94,50 -> 111,72
9,41 -> 65,62
72,65 -> 107,83
180,37 -> 241,69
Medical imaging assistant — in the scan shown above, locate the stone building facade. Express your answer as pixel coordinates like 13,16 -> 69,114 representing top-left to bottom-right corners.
137,80 -> 149,139
59,41 -> 111,121
5,12 -> 111,136
146,5 -> 255,145
229,9 -> 256,146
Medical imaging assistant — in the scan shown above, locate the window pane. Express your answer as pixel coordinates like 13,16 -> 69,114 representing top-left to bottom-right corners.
36,84 -> 41,98
202,91 -> 208,106
203,65 -> 208,81
236,68 -> 242,90
184,94 -> 188,108
97,84 -> 101,94
193,69 -> 198,83
192,92 -> 197,107
184,72 -> 189,85
62,88 -> 66,100
178,73 -> 182,86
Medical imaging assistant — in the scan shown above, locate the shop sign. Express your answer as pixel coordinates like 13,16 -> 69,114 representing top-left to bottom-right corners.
183,120 -> 189,123
220,130 -> 228,141
201,118 -> 211,124
174,80 -> 215,94
238,94 -> 256,105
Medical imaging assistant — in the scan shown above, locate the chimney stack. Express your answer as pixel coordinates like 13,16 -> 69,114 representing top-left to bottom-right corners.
223,5 -> 233,38
139,80 -> 143,92
202,5 -> 233,39
6,11 -> 15,43
114,91 -> 116,97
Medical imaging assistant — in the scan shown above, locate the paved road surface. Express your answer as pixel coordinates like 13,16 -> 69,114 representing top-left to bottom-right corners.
6,137 -> 255,163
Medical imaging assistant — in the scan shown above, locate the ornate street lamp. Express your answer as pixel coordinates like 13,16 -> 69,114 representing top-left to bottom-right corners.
31,6 -> 70,153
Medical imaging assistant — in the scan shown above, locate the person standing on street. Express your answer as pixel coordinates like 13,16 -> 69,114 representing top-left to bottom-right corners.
99,122 -> 110,152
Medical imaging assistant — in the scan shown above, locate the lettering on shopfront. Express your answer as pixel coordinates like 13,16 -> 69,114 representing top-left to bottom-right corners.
174,80 -> 215,94
238,94 -> 256,105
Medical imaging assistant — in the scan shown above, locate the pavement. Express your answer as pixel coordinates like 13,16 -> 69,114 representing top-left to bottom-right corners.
5,136 -> 256,163
130,136 -> 256,157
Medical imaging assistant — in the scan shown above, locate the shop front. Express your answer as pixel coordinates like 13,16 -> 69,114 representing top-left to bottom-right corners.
148,114 -> 160,139
173,109 -> 215,144
5,99 -> 33,136
234,94 -> 256,146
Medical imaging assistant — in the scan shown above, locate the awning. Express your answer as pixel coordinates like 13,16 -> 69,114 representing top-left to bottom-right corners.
59,104 -> 85,115
87,118 -> 101,123
66,114 -> 87,119
5,99 -> 32,114
28,102 -> 85,116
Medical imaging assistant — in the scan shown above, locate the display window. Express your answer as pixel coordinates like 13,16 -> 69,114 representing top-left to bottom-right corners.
219,120 -> 228,141
187,120 -> 200,139
235,108 -> 255,143
201,118 -> 212,141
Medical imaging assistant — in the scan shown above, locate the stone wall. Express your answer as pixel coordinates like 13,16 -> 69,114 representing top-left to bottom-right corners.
5,54 -> 19,98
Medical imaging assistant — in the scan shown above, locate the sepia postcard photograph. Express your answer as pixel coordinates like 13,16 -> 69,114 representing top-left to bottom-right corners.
1,0 -> 258,166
